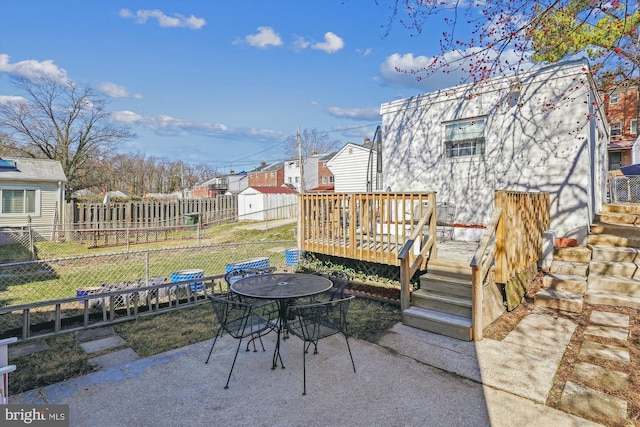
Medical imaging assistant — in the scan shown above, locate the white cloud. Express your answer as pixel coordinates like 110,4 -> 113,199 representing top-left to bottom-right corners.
119,9 -> 206,29
357,48 -> 373,57
312,32 -> 344,53
111,110 -> 284,141
326,107 -> 380,121
292,35 -> 310,52
0,54 -> 68,82
236,27 -> 283,49
0,95 -> 27,105
380,49 -> 532,92
99,82 -> 143,99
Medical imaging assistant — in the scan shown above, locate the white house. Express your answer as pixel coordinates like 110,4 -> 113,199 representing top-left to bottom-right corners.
0,157 -> 67,237
326,142 -> 379,192
380,59 -> 609,244
237,186 -> 298,221
283,152 -> 336,192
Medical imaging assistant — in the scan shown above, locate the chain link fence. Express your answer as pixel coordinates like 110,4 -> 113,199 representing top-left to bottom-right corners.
608,175 -> 640,203
0,240 -> 299,306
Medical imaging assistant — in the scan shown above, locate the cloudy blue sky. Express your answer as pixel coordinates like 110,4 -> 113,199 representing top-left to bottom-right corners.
0,0 -> 482,173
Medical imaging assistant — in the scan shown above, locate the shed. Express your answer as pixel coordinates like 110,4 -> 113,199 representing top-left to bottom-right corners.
380,59 -> 609,244
238,186 -> 298,221
0,157 -> 67,238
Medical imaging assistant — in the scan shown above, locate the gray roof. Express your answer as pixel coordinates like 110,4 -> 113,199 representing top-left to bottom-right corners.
0,157 -> 68,183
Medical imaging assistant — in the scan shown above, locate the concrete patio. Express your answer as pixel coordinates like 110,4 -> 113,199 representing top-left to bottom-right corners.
12,312 -> 602,427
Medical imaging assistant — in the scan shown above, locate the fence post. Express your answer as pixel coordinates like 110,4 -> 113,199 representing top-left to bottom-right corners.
145,250 -> 150,282
196,224 -> 200,245
27,216 -> 35,260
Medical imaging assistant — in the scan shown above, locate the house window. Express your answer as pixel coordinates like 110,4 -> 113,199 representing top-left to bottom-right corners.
444,117 -> 486,158
295,176 -> 299,183
322,177 -> 327,184
288,177 -> 292,183
610,92 -> 619,104
329,176 -> 334,183
609,152 -> 622,170
631,119 -> 638,135
270,172 -> 275,178
1,189 -> 39,215
611,122 -> 622,137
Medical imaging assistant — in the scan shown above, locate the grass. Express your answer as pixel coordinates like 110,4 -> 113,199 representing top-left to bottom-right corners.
8,296 -> 401,395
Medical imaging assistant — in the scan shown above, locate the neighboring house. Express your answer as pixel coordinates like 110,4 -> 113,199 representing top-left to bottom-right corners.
192,172 -> 247,198
237,186 -> 298,221
380,59 -> 609,244
283,152 -> 336,192
326,140 -> 378,192
601,78 -> 639,171
247,162 -> 285,188
0,157 -> 67,235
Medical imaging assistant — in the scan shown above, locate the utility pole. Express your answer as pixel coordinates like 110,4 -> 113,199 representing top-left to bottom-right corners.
298,128 -> 305,193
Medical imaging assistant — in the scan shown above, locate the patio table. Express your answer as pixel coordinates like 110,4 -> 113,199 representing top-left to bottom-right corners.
230,272 -> 332,369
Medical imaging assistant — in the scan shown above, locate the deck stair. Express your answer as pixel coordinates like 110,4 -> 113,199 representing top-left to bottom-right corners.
585,203 -> 640,309
403,259 -> 473,341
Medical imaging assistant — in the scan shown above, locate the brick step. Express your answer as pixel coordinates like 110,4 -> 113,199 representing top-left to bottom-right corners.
596,211 -> 640,226
542,274 -> 587,293
589,244 -> 640,262
534,288 -> 583,313
601,203 -> 640,215
589,260 -> 640,279
553,247 -> 591,263
587,233 -> 640,249
549,260 -> 588,276
587,274 -> 640,295
590,221 -> 640,237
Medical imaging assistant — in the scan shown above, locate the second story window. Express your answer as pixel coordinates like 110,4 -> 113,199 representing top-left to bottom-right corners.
631,119 -> 638,135
611,121 -> 622,137
610,92 -> 619,104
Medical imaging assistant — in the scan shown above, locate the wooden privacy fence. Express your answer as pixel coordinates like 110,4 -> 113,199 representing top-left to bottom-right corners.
67,196 -> 237,229
298,192 -> 435,267
470,190 -> 550,340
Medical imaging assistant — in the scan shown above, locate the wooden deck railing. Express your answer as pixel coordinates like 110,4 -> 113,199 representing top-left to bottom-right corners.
470,190 -> 550,340
298,192 -> 436,267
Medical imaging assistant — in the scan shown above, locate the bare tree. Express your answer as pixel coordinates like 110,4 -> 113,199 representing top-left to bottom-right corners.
283,128 -> 340,159
0,77 -> 135,196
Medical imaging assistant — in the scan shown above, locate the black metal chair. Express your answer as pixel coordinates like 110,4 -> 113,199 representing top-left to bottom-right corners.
311,270 -> 350,301
436,202 -> 456,241
205,292 -> 278,389
286,295 -> 356,395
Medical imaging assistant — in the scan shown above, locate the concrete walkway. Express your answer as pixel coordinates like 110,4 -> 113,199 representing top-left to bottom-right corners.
12,313 -> 603,427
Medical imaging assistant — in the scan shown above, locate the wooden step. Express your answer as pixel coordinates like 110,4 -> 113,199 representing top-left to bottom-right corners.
542,274 -> 587,293
589,244 -> 640,262
426,259 -> 472,276
402,307 -> 472,341
411,289 -> 472,318
589,260 -> 640,279
419,272 -> 471,298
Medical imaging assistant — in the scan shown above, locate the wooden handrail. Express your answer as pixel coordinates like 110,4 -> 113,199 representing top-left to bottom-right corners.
470,207 -> 502,341
398,193 -> 436,310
